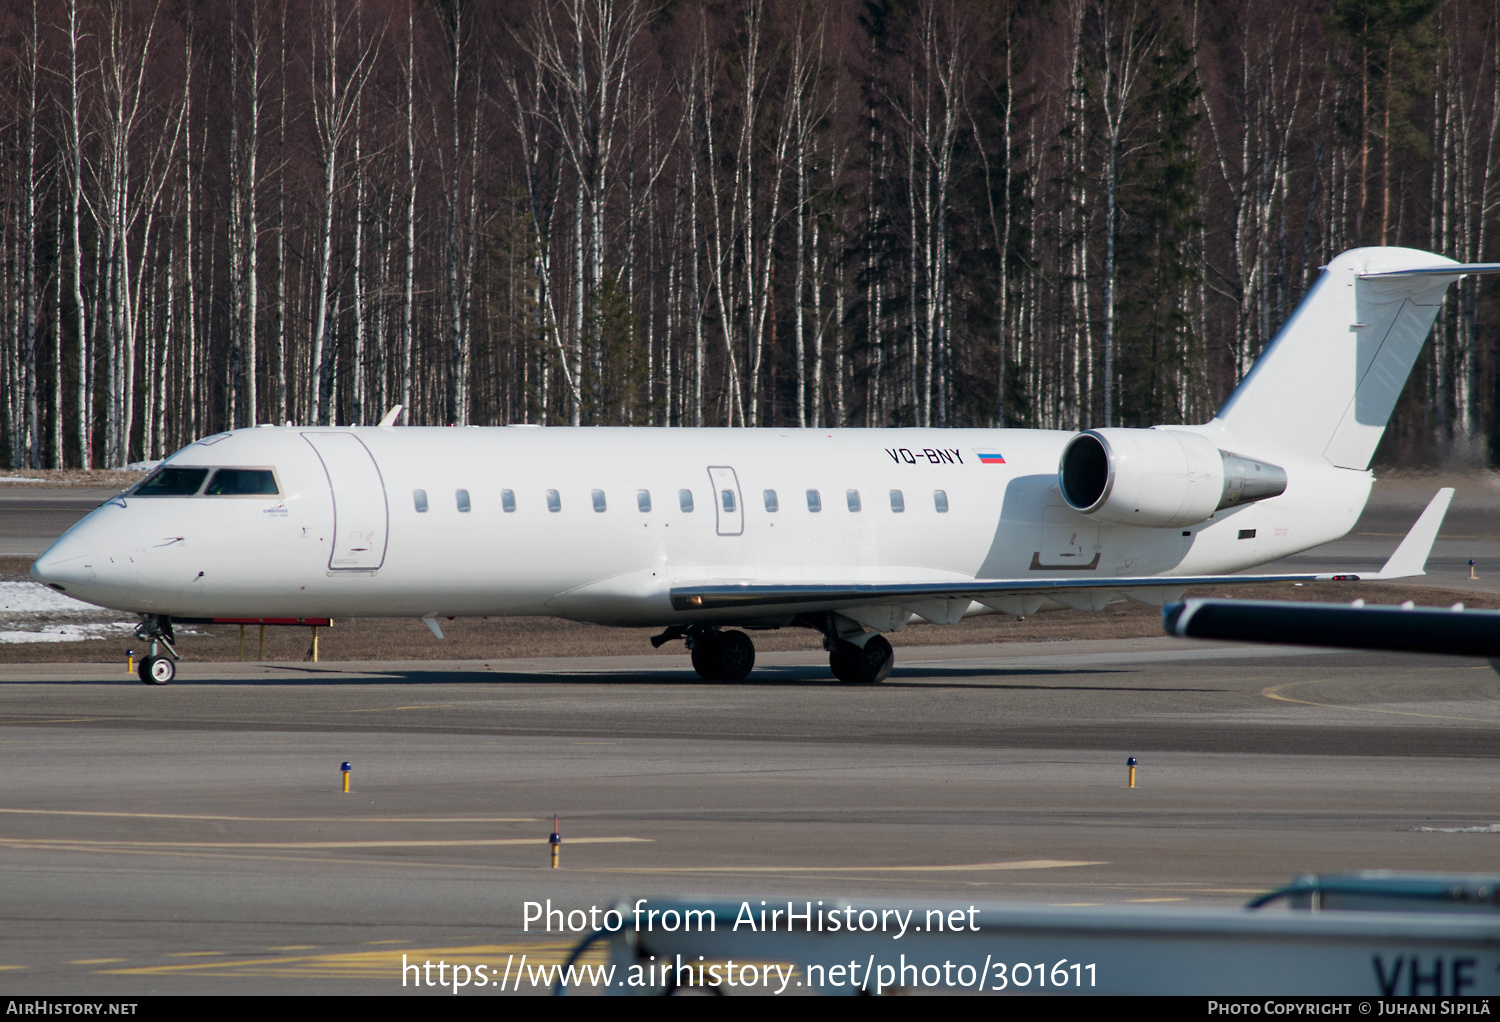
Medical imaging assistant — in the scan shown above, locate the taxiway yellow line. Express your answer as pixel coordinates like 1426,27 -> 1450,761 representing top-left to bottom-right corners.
0,836 -> 649,850
589,859 -> 1104,874
1262,679 -> 1500,723
0,840 -> 641,872
100,943 -> 590,977
0,808 -> 539,823
0,719 -> 101,725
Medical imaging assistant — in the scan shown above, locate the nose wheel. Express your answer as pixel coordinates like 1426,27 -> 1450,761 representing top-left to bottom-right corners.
138,655 -> 176,685
134,615 -> 180,686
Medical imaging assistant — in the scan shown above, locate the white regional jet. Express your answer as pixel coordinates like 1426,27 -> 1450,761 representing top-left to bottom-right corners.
29,247 -> 1498,685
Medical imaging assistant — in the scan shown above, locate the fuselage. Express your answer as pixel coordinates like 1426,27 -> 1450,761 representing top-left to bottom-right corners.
31,425 -> 1372,627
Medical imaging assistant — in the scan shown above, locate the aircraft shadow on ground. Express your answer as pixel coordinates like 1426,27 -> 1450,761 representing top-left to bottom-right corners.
0,663 -> 1228,694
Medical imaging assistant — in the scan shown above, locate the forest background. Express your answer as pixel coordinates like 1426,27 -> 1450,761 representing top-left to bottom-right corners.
0,0 -> 1493,471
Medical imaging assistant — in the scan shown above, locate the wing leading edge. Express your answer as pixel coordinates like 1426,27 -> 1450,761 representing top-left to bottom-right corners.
669,488 -> 1453,616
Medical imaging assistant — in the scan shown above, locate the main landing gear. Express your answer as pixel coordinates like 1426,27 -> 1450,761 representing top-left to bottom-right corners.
689,627 -> 756,681
651,618 -> 895,683
826,634 -> 895,685
134,615 -> 180,686
651,625 -> 756,680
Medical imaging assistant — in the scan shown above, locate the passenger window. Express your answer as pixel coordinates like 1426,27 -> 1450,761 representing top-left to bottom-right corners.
890,489 -> 905,512
846,489 -> 861,512
501,489 -> 516,513
806,489 -> 822,512
592,489 -> 607,512
637,489 -> 652,512
205,468 -> 279,495
546,489 -> 561,512
413,489 -> 429,513
679,489 -> 694,512
934,489 -> 949,513
763,489 -> 778,512
134,467 -> 210,496
721,489 -> 736,513
456,489 -> 471,513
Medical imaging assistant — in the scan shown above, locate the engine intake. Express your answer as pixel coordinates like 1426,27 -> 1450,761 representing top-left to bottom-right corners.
1059,428 -> 1286,528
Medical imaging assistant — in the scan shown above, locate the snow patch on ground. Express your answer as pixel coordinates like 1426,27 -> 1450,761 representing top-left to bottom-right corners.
0,476 -> 46,483
0,581 -> 105,614
1416,824 -> 1500,833
0,622 -> 134,643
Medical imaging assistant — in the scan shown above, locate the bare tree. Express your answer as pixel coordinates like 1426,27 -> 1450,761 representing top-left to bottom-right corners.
307,0 -> 376,425
1094,0 -> 1160,428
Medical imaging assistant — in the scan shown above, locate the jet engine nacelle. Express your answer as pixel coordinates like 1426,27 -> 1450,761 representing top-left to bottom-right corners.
1059,428 -> 1287,528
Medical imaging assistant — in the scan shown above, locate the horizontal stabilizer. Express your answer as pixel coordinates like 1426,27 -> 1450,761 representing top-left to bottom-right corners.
1360,263 -> 1500,279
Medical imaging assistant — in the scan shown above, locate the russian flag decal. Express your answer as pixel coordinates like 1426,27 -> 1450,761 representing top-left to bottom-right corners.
975,450 -> 1006,464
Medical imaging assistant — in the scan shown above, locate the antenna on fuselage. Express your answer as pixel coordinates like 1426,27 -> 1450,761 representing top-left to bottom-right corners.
378,405 -> 403,429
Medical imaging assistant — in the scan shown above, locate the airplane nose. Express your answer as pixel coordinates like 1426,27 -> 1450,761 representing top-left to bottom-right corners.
31,531 -> 94,591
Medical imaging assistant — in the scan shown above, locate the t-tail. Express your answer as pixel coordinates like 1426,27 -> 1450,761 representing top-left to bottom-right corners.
1208,247 -> 1500,468
1055,247 -> 1500,531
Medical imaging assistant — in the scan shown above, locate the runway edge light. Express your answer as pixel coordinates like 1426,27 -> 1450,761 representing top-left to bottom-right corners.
1127,757 -> 1137,788
340,761 -> 351,794
550,815 -> 561,869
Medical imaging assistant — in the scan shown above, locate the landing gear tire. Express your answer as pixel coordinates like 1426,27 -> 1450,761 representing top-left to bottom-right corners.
713,630 -> 755,680
829,635 -> 894,684
138,655 -> 175,686
690,630 -> 756,680
690,642 -> 718,679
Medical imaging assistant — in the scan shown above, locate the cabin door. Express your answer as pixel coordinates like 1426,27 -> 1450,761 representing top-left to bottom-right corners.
707,466 -> 744,537
303,432 -> 389,571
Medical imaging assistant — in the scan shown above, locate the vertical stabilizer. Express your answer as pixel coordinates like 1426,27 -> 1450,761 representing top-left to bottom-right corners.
1210,248 -> 1500,468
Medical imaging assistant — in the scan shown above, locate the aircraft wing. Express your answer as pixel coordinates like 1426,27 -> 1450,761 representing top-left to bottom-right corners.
670,488 -> 1453,615
1163,598 -> 1500,658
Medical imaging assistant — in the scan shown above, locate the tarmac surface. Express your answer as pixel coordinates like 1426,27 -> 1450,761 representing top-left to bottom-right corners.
0,472 -> 1496,995
0,487 -> 120,559
1,640 -> 1498,995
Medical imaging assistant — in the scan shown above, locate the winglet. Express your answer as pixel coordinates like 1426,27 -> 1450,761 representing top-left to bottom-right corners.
378,405 -> 403,429
1371,487 -> 1453,579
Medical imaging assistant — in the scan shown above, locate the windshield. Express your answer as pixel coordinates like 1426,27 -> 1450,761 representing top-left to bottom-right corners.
205,468 -> 279,495
132,467 -> 210,497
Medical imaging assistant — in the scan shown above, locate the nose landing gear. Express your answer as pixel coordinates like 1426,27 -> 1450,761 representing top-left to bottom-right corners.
134,615 -> 180,686
138,655 -> 176,685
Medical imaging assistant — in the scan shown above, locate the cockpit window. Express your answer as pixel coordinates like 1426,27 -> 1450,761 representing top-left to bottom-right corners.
205,468 -> 279,496
133,467 -> 210,496
132,466 -> 279,497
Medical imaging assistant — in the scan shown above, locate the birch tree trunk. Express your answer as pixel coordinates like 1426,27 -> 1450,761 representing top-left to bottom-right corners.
67,0 -> 91,469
